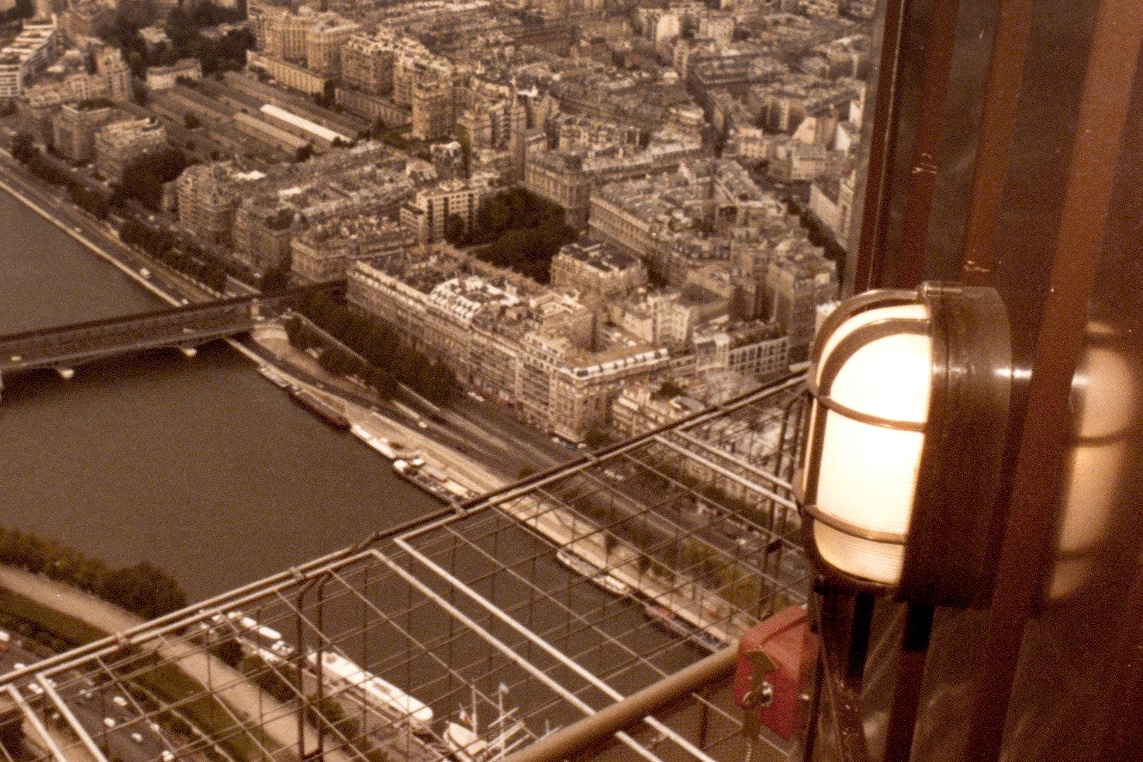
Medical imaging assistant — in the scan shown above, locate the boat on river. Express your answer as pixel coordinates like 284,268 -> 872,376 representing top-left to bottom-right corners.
643,602 -> 723,652
556,548 -> 633,598
350,424 -> 399,459
393,459 -> 471,502
306,650 -> 433,732
289,387 -> 350,429
258,365 -> 290,388
443,688 -> 531,762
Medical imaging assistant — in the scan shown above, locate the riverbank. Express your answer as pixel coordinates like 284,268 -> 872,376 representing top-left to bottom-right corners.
250,324 -> 509,498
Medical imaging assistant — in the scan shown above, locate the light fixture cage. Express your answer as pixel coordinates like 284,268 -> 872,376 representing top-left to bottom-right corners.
799,283 -> 1013,608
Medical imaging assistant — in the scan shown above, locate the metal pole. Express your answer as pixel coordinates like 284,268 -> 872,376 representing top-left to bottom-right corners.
501,646 -> 737,762
882,602 -> 934,762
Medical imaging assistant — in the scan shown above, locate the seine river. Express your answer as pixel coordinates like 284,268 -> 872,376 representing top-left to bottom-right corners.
0,187 -> 442,603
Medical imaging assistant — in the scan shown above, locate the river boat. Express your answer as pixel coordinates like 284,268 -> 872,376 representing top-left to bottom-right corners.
258,365 -> 290,388
444,688 -> 531,762
443,719 -> 530,762
350,424 -> 399,459
289,387 -> 350,430
555,549 -> 633,598
393,459 -> 471,503
200,610 -> 295,664
305,650 -> 433,732
643,603 -> 721,652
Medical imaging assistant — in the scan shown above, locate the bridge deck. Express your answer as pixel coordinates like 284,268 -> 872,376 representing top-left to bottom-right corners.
0,283 -> 340,375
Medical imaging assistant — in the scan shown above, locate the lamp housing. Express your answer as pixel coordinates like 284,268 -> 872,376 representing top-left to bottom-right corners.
799,283 -> 1013,608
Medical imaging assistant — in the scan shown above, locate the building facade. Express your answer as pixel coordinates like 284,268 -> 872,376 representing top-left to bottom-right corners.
52,102 -> 118,164
94,118 -> 167,181
400,179 -> 489,244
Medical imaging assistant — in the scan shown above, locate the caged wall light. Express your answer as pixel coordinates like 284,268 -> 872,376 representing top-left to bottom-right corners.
798,282 -> 1014,608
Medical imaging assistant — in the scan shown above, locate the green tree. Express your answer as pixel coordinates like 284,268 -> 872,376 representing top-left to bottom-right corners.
443,213 -> 468,246
10,132 -> 36,164
261,264 -> 292,292
99,561 -> 187,618
210,639 -> 244,668
653,380 -> 686,399
117,148 -> 189,210
583,427 -> 610,449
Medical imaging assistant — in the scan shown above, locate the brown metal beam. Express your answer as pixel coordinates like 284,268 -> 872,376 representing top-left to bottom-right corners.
959,0 -> 1035,284
501,645 -> 736,762
816,588 -> 872,762
850,0 -> 911,293
965,2 -> 1143,759
895,0 -> 964,288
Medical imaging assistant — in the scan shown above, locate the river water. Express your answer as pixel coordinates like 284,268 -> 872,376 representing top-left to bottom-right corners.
0,187 -> 442,603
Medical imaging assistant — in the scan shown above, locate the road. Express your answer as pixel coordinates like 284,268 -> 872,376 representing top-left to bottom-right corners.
0,566 -> 354,762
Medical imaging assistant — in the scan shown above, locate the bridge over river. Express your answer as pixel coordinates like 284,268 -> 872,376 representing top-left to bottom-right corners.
0,283 -> 340,400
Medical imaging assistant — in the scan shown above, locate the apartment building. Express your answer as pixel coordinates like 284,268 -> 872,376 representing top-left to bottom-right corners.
400,179 -> 490,244
0,17 -> 60,97
94,118 -> 167,181
341,34 -> 396,96
175,162 -> 266,246
52,102 -> 119,164
550,239 -> 647,302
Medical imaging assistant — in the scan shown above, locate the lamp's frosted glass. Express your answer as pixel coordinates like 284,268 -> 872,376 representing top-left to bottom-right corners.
811,304 -> 932,584
814,523 -> 905,585
815,413 -> 925,583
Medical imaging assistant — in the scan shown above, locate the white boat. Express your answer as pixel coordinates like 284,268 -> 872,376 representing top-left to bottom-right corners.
350,424 -> 399,459
394,458 -> 457,502
444,722 -> 489,762
443,689 -> 531,762
203,610 -> 296,661
258,365 -> 290,388
305,650 -> 433,731
556,549 -> 633,598
444,721 -> 531,762
591,572 -> 633,597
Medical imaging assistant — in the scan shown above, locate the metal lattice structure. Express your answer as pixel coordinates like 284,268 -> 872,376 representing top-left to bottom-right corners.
0,377 -> 810,762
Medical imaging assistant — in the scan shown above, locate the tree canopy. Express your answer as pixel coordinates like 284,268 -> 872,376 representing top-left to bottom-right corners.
112,147 -> 189,210
290,294 -> 460,405
0,523 -> 186,618
98,1 -> 253,76
454,188 -> 578,284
